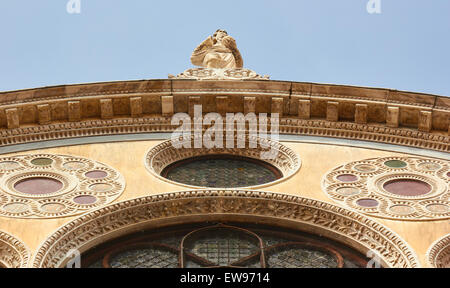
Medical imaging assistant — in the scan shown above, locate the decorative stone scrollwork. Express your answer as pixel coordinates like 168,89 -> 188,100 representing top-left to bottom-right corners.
0,117 -> 447,153
32,190 -> 420,268
0,231 -> 30,268
0,154 -> 125,219
169,68 -> 270,80
427,234 -> 450,268
145,135 -> 301,188
322,157 -> 450,221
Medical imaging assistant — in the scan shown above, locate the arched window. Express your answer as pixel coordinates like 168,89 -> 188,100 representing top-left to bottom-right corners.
82,223 -> 370,268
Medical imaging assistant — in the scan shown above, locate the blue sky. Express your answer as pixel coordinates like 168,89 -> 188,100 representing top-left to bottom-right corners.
0,0 -> 449,96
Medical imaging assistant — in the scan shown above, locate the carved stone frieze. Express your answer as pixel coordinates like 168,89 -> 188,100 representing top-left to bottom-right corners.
169,68 -> 269,80
32,190 -> 420,268
0,231 -> 30,268
322,157 -> 450,221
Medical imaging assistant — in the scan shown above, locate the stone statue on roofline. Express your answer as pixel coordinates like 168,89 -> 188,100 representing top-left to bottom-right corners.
191,29 -> 243,69
169,29 -> 269,80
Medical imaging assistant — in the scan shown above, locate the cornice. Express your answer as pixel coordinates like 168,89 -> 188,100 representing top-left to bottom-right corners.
0,79 -> 447,152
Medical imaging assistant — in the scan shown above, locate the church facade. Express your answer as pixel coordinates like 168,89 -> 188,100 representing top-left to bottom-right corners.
0,31 -> 449,268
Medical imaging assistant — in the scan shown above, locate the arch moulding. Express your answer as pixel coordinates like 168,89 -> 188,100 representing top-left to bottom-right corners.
427,233 -> 450,268
32,190 -> 420,268
0,231 -> 30,268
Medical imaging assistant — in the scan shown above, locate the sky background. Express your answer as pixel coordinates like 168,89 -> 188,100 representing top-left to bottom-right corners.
0,0 -> 449,96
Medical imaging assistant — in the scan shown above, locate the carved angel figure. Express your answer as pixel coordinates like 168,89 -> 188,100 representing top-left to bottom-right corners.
191,29 -> 243,69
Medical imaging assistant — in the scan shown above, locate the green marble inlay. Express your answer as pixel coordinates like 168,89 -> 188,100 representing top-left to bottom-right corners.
31,158 -> 53,166
384,160 -> 407,168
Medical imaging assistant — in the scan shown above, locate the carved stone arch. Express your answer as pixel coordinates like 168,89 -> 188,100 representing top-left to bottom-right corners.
32,190 -> 420,268
0,231 -> 30,268
427,234 -> 450,268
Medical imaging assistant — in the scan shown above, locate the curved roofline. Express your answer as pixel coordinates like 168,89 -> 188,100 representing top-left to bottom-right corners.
0,78 -> 448,99
0,78 -> 448,152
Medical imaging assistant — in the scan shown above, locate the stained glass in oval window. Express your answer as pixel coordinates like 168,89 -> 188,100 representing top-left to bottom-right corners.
161,155 -> 282,188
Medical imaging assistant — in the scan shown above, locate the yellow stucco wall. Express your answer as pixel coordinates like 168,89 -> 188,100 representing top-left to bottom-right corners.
0,140 -> 448,267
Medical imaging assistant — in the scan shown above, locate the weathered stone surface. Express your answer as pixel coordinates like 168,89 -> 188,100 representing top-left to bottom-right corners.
327,101 -> 339,122
100,99 -> 113,119
5,108 -> 20,129
271,97 -> 284,116
216,96 -> 228,114
68,101 -> 81,122
170,30 -> 269,80
0,79 -> 447,151
298,99 -> 311,119
130,97 -> 143,118
188,96 -> 201,117
191,29 -> 243,69
37,104 -> 51,125
355,104 -> 368,124
244,97 -> 256,114
418,111 -> 432,132
386,106 -> 400,128
161,96 -> 174,116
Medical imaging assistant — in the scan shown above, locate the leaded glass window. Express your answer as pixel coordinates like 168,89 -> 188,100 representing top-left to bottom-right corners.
161,155 -> 282,188
82,223 -> 372,268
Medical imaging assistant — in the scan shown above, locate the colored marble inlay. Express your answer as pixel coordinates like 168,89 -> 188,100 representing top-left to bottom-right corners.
389,205 -> 415,215
336,187 -> 360,196
14,177 -> 63,195
426,204 -> 449,213
383,179 -> 431,197
3,203 -> 29,214
90,183 -> 113,192
384,160 -> 407,168
357,199 -> 379,208
417,162 -> 441,171
354,164 -> 377,173
337,174 -> 358,182
31,158 -> 53,166
162,156 -> 281,188
74,195 -> 97,205
0,154 -> 126,219
41,203 -> 65,213
63,161 -> 86,170
323,156 -> 450,221
86,170 -> 108,179
0,161 -> 20,171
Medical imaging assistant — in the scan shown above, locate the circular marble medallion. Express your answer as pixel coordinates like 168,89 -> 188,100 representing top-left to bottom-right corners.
0,154 -> 125,219
323,157 -> 449,221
